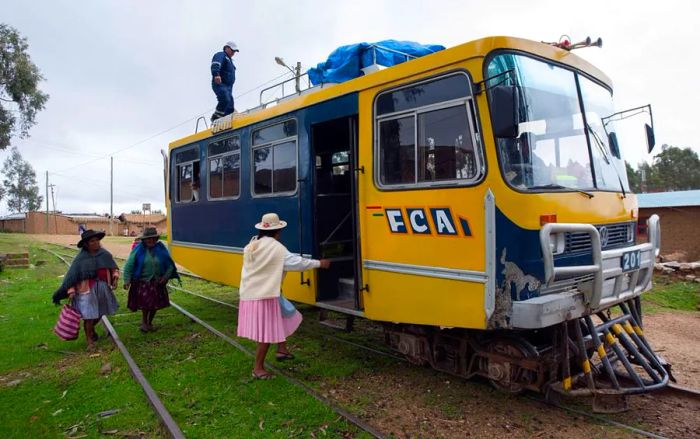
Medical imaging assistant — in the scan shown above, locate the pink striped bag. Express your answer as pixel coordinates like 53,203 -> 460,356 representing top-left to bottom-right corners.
54,304 -> 81,340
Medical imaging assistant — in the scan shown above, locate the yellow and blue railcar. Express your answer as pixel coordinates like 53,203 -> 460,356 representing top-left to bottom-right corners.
166,36 -> 667,406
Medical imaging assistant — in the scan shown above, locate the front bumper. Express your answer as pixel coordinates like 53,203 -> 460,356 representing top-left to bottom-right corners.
511,215 -> 660,329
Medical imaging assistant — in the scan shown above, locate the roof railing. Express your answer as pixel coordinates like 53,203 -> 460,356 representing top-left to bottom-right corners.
259,72 -> 313,107
257,44 -> 417,108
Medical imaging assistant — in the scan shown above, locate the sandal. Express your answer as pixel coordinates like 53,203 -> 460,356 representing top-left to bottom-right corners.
251,371 -> 274,380
276,352 -> 295,361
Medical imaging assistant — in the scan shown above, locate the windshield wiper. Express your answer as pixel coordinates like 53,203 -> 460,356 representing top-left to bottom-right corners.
586,123 -> 610,164
585,122 -> 626,198
529,184 -> 594,199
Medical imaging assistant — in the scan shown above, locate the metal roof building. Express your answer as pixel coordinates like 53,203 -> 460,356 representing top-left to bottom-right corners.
637,190 -> 700,208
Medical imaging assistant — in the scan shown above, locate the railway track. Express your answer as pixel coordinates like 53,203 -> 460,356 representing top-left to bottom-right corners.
43,244 -> 700,437
42,246 -> 387,439
42,248 -> 185,439
47,245 -> 207,281
166,272 -> 700,439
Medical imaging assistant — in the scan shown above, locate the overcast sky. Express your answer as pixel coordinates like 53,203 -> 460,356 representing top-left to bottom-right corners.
1,0 -> 698,216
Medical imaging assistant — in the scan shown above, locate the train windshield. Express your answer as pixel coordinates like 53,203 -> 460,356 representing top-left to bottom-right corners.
487,53 -> 629,192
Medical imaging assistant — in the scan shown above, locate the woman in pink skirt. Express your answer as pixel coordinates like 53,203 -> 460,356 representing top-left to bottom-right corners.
237,213 -> 330,379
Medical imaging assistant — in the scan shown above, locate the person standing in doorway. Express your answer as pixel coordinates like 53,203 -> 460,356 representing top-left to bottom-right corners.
123,228 -> 179,332
211,41 -> 238,121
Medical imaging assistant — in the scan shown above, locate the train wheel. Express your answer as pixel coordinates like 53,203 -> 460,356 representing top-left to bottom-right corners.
481,337 -> 538,394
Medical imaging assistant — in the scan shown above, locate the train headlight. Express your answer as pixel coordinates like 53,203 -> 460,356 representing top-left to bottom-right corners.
549,233 -> 565,255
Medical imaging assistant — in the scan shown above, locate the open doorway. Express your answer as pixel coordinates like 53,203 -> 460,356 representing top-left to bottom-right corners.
311,116 -> 360,311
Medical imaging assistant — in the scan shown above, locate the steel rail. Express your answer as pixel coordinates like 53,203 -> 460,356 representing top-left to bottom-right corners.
45,243 -> 206,280
172,280 -> 694,439
526,395 -> 668,439
47,245 -> 700,438
666,383 -> 700,400
169,301 -> 388,439
44,246 -> 386,438
41,247 -> 186,439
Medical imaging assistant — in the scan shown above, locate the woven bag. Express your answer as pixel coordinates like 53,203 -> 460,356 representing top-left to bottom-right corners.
54,304 -> 81,340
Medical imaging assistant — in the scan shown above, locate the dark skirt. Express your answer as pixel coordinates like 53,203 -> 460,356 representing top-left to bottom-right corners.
127,279 -> 170,311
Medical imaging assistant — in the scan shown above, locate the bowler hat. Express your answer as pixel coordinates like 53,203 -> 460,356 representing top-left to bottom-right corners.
77,229 -> 106,248
139,227 -> 160,240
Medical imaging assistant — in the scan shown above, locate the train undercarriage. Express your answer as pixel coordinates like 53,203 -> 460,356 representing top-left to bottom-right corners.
384,297 -> 671,413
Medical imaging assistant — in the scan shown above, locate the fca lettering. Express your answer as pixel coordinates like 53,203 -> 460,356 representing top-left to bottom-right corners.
385,207 -> 471,237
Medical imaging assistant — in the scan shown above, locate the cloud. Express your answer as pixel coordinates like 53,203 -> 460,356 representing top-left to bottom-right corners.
1,0 -> 698,215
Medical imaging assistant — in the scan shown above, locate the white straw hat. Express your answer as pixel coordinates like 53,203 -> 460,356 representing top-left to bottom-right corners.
255,213 -> 287,230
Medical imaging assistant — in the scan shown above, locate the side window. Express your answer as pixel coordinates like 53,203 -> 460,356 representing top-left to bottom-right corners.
252,119 -> 297,196
208,135 -> 240,200
174,147 -> 200,203
375,73 -> 481,188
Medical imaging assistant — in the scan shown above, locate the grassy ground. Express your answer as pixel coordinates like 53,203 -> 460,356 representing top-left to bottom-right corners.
3,233 -> 698,438
0,232 -> 28,254
0,235 -> 371,438
642,275 -> 699,313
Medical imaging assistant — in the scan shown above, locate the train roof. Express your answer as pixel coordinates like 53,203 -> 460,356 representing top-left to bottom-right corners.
169,35 -> 611,150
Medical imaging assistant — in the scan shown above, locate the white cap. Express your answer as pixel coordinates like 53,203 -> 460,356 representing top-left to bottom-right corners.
225,41 -> 239,52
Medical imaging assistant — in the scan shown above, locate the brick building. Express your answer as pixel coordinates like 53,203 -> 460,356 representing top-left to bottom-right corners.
0,212 -> 117,234
637,190 -> 700,261
117,213 -> 167,236
0,211 -> 167,236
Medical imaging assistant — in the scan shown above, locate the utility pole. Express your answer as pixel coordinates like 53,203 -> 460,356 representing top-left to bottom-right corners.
110,156 -> 113,236
45,171 -> 49,233
49,184 -> 57,234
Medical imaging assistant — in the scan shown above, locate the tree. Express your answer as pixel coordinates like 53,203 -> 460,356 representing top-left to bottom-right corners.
650,145 -> 700,191
625,161 -> 641,193
625,146 -> 700,193
2,147 -> 43,212
0,24 -> 49,149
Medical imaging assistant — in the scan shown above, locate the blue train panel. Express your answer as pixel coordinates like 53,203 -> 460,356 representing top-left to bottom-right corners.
170,92 -> 358,255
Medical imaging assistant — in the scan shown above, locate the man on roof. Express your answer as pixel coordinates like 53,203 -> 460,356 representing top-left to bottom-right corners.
210,41 -> 239,122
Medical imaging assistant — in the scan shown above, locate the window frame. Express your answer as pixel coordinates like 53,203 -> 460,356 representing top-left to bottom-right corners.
373,70 -> 484,191
250,118 -> 299,198
173,146 -> 200,204
483,49 -> 620,195
206,134 -> 241,201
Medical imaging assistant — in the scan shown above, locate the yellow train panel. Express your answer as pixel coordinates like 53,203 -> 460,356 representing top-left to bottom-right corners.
169,244 -> 317,304
362,270 -> 486,329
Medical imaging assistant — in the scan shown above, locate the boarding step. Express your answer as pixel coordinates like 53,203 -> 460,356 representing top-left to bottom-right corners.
319,309 -> 355,332
1,253 -> 30,269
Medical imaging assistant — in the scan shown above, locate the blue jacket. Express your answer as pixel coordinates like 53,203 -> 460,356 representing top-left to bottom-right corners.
211,51 -> 236,87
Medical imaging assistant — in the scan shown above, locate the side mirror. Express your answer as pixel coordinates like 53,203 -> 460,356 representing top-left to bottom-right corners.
645,123 -> 655,153
491,85 -> 520,138
608,132 -> 620,159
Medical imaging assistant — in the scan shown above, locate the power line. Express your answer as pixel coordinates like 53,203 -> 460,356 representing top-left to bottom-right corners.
51,70 -> 296,175
50,172 -> 158,200
17,139 -> 160,166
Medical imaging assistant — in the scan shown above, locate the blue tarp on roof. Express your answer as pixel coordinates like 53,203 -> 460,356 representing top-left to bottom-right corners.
307,40 -> 445,86
637,190 -> 700,208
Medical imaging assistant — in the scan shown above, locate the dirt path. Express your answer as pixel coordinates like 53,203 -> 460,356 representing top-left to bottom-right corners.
644,311 -> 700,389
29,233 -> 700,437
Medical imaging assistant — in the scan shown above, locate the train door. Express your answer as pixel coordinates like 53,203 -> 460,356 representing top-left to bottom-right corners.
311,116 -> 361,311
